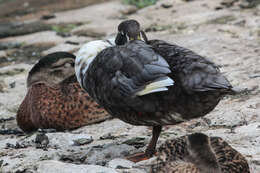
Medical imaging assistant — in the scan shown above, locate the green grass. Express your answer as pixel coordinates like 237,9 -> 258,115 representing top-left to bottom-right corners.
51,24 -> 78,34
123,0 -> 158,9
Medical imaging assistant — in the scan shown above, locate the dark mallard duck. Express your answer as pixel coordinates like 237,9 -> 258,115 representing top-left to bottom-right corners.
150,133 -> 250,173
16,52 -> 110,133
75,19 -> 236,161
112,19 -> 237,160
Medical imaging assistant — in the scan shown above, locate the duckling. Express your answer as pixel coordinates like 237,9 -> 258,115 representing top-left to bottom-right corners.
16,52 -> 110,133
110,19 -> 237,161
150,133 -> 250,173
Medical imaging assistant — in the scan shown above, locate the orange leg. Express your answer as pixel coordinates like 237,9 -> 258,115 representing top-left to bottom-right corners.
126,126 -> 162,162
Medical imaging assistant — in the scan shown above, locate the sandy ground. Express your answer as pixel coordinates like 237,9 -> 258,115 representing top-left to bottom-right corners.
0,0 -> 260,172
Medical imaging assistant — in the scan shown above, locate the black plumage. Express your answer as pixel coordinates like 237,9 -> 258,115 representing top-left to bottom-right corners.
77,20 -> 237,161
145,39 -> 234,119
115,20 -> 236,121
83,41 -> 176,125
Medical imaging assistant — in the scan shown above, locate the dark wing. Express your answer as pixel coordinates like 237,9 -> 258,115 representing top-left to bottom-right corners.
84,40 -> 173,111
148,40 -> 233,94
180,56 -> 232,93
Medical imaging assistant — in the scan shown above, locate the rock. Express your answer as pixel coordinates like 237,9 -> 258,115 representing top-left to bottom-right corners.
207,15 -> 236,24
161,3 -> 173,8
64,35 -> 92,44
0,80 -> 6,92
99,133 -> 118,140
239,0 -> 260,8
108,158 -> 134,169
0,21 -> 52,39
72,26 -> 106,38
35,133 -> 49,149
235,122 -> 260,135
220,0 -> 238,8
65,41 -> 79,45
42,43 -> 80,56
41,14 -> 56,20
5,43 -> 54,64
122,137 -> 147,148
0,129 -> 23,135
0,42 -> 22,50
0,117 -> 15,123
206,109 -> 247,127
1,31 -> 64,46
120,5 -> 138,15
145,23 -> 172,32
46,133 -> 93,148
0,51 -> 7,58
249,74 -> 260,79
0,68 -> 25,76
37,160 -> 118,173
9,81 -> 16,88
117,168 -> 147,173
73,137 -> 93,146
85,143 -> 137,165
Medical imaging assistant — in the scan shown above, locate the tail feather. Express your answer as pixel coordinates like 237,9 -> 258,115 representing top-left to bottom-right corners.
136,76 -> 174,96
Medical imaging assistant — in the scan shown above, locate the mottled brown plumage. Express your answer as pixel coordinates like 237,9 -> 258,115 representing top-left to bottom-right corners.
16,52 -> 110,133
150,133 -> 250,173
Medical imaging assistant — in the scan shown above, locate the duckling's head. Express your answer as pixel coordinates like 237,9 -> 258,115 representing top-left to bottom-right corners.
27,52 -> 76,88
115,19 -> 147,45
187,133 -> 221,173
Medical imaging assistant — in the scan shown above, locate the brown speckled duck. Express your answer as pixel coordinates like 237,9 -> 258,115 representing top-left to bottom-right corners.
150,133 -> 250,173
16,52 -> 110,133
75,19 -> 237,162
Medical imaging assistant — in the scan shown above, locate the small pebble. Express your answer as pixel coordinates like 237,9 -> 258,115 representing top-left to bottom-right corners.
9,81 -> 16,88
35,133 -> 49,149
161,3 -> 173,8
73,137 -> 93,146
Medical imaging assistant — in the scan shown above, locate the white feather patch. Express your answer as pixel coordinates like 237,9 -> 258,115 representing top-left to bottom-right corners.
136,77 -> 174,96
75,39 -> 115,87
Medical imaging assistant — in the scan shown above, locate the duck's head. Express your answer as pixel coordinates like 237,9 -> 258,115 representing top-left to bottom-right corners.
115,19 -> 148,45
27,52 -> 76,88
187,133 -> 220,173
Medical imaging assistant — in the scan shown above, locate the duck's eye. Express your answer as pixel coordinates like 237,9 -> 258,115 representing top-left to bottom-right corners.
64,63 -> 72,68
50,69 -> 63,76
